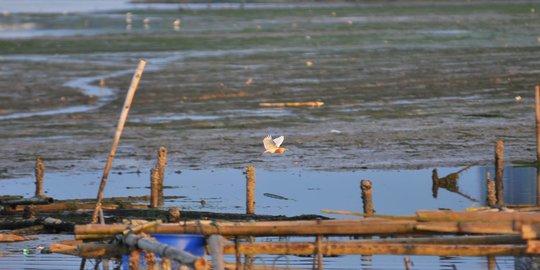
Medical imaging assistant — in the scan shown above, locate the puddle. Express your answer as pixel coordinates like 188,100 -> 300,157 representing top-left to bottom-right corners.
0,165 -> 535,269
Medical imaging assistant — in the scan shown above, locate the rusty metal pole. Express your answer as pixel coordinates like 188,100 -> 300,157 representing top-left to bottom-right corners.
246,165 -> 256,215
494,140 -> 504,206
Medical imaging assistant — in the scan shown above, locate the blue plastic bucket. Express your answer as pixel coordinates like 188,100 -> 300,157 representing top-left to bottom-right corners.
122,234 -> 205,269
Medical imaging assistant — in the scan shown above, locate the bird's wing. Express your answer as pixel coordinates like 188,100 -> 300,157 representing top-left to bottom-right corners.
263,135 -> 278,151
273,136 -> 284,148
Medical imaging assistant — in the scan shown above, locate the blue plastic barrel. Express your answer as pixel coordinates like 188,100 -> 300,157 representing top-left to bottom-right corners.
122,234 -> 205,269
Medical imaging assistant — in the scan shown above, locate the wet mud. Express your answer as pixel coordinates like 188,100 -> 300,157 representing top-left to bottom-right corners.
1,1 -> 540,178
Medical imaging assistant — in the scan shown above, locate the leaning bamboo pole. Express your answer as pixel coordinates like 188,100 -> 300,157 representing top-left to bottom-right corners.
92,59 -> 147,224
221,241 -> 527,256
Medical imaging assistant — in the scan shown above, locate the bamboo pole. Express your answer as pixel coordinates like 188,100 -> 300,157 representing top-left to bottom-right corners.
221,241 -> 527,256
416,210 -> 540,224
495,140 -> 504,206
536,85 -> 540,162
76,218 -> 419,234
246,164 -> 256,215
50,242 -> 127,258
360,180 -> 374,215
320,209 -> 416,220
92,59 -> 147,224
76,220 -> 420,239
35,156 -> 44,197
0,234 -> 29,242
415,221 -> 518,234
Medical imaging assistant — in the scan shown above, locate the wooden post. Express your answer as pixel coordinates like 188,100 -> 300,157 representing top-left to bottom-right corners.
486,172 -> 496,207
315,235 -> 323,270
129,250 -> 140,270
404,256 -> 412,270
92,59 -> 146,224
536,85 -> 540,162
150,168 -> 159,208
157,147 -> 167,207
360,180 -> 374,215
35,156 -> 44,197
494,140 -> 504,206
145,250 -> 156,270
235,237 -> 241,270
246,165 -> 256,215
487,256 -> 496,270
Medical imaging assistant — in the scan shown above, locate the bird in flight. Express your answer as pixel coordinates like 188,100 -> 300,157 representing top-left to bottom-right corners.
262,135 -> 287,154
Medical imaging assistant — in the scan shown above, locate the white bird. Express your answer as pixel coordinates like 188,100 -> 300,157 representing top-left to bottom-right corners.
262,135 -> 287,154
173,19 -> 181,27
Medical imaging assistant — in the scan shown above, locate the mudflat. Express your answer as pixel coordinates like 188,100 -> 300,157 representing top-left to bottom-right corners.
0,1 -> 539,178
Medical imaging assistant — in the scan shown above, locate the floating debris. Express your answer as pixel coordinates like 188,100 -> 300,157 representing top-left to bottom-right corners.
263,193 -> 292,201
259,101 -> 324,107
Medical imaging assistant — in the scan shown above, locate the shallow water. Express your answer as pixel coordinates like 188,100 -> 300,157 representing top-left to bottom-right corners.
0,166 -> 537,269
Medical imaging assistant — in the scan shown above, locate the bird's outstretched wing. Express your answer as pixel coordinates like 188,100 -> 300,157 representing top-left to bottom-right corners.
263,135 -> 278,151
273,136 -> 284,148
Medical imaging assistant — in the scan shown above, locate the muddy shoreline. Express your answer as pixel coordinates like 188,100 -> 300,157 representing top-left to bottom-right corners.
1,1 -> 539,179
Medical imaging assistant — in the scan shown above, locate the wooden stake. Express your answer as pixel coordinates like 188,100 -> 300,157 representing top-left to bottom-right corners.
129,250 -> 141,270
167,207 -> 181,223
316,235 -> 323,270
35,156 -> 44,197
92,59 -> 146,224
150,168 -> 159,208
156,147 -> 167,207
360,180 -> 374,215
486,172 -> 496,207
246,165 -> 256,215
536,85 -> 540,162
495,140 -> 504,206
404,256 -> 412,270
